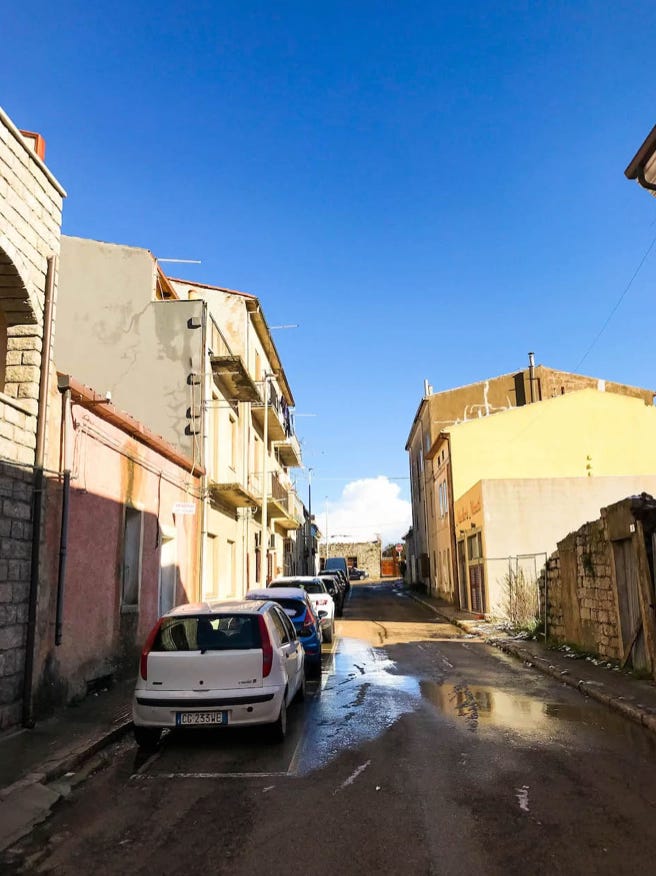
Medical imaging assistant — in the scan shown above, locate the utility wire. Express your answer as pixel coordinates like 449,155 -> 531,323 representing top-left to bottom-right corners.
575,230 -> 656,371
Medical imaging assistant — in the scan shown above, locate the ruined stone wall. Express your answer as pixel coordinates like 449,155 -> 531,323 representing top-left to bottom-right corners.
544,514 -> 621,660
320,540 -> 382,578
0,110 -> 64,729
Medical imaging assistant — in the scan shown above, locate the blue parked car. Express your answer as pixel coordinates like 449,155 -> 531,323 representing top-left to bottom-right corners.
246,587 -> 323,676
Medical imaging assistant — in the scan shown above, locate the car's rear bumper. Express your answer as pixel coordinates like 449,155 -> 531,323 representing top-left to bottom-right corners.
133,685 -> 284,728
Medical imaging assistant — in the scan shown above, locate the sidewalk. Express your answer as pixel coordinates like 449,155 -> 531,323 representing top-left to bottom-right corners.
407,588 -> 656,736
0,677 -> 134,852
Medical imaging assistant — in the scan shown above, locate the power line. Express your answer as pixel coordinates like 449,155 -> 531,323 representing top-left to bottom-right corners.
575,230 -> 656,371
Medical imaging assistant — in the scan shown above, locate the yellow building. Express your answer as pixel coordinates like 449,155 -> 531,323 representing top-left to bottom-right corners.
407,366 -> 656,616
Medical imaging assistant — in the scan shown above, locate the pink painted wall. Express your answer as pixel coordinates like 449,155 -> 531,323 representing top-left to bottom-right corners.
34,383 -> 201,711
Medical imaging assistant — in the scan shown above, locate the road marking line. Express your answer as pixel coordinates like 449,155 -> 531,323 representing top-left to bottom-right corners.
334,760 -> 371,794
516,785 -> 530,812
131,771 -> 289,780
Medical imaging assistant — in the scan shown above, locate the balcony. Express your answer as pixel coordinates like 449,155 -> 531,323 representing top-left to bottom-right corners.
210,355 -> 261,404
266,472 -> 302,531
252,379 -> 293,443
275,433 -> 302,468
208,474 -> 261,511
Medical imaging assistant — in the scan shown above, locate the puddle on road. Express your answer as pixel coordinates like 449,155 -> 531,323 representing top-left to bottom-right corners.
419,680 -> 593,735
295,631 -> 596,774
294,636 -> 420,774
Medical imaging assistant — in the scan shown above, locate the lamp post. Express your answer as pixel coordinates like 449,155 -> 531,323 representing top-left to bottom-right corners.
306,468 -> 313,575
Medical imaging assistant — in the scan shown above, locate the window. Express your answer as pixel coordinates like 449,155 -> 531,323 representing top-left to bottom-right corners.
211,400 -> 220,478
226,539 -> 236,597
467,532 -> 482,561
153,614 -> 260,651
122,507 -> 143,607
270,607 -> 290,644
158,532 -> 177,616
229,415 -> 237,470
206,534 -> 218,597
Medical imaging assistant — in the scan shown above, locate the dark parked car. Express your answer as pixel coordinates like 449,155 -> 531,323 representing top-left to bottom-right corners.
318,573 -> 345,616
349,567 -> 368,580
246,587 -> 323,676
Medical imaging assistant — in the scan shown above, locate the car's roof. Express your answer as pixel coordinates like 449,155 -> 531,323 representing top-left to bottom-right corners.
247,587 -> 309,601
271,576 -> 322,584
163,599 -> 269,618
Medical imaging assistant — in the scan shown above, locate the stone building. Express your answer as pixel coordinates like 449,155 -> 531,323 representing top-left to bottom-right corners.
544,495 -> 656,678
0,109 -> 65,729
320,539 -> 382,578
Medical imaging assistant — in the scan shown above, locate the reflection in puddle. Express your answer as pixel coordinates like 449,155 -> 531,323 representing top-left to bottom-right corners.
294,637 -> 420,774
420,680 -> 592,734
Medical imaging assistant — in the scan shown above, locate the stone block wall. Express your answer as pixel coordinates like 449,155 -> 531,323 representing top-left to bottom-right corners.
320,540 -> 382,578
544,513 -> 622,660
0,109 -> 64,729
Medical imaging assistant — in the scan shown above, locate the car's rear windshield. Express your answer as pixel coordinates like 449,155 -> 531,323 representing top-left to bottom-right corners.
268,598 -> 307,620
272,579 -> 325,594
153,615 -> 261,652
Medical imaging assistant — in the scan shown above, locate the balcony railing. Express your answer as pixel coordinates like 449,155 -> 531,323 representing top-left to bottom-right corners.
252,377 -> 294,443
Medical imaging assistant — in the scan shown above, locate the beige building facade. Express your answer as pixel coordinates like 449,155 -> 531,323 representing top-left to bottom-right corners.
56,240 -> 303,602
407,364 -> 656,616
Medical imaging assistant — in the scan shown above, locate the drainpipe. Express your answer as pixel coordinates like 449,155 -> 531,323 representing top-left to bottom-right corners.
444,434 -> 461,609
199,302 -> 208,600
22,254 -> 56,727
528,352 -> 535,404
259,375 -> 270,588
55,384 -> 71,645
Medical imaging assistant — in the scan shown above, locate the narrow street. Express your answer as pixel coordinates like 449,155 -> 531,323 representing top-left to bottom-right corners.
6,582 -> 656,875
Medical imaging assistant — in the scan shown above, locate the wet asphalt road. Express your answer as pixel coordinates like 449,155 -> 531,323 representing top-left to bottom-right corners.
5,582 -> 656,875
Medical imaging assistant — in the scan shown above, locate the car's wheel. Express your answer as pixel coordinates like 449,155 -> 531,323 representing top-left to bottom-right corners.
323,620 -> 334,643
134,725 -> 161,751
295,672 -> 306,702
270,694 -> 287,742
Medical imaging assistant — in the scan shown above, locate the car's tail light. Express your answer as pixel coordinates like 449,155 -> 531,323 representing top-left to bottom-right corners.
299,611 -> 315,637
258,615 -> 273,678
140,619 -> 163,680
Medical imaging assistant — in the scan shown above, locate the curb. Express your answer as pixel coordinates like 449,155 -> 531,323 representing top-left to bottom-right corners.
0,718 -> 133,853
406,590 -> 656,739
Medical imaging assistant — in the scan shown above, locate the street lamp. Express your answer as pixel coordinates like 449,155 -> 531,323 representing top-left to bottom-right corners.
306,468 -> 313,575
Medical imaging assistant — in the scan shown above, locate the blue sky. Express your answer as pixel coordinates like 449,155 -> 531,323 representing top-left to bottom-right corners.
3,2 -> 656,540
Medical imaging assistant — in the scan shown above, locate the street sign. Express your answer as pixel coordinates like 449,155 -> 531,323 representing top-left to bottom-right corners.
173,502 -> 196,516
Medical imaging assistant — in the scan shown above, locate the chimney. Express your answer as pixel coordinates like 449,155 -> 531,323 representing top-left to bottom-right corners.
20,130 -> 46,161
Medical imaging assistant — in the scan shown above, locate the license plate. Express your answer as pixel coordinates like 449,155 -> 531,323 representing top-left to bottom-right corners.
176,711 -> 229,726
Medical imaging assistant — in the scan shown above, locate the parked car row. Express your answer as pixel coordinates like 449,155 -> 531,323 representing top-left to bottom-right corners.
133,575 -> 351,751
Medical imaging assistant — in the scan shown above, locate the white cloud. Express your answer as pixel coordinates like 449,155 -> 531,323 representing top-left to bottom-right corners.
323,476 -> 411,546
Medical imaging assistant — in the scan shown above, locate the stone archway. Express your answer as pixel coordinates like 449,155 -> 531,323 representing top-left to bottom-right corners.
0,235 -> 40,327
0,239 -> 40,392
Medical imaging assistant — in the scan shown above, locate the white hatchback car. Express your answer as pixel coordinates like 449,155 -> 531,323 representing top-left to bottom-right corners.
269,577 -> 336,643
133,599 -> 305,749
